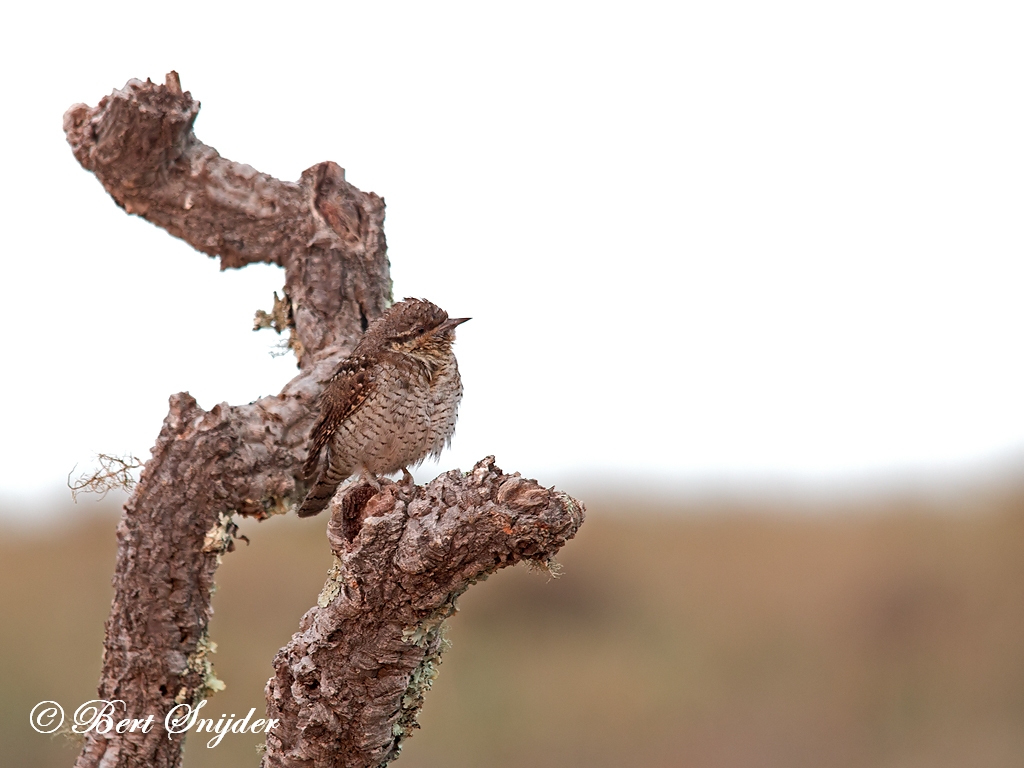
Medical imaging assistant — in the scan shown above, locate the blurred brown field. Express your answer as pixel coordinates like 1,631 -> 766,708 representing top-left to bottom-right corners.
3,483 -> 1024,768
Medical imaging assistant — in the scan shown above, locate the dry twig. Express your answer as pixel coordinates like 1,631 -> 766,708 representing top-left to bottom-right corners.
68,453 -> 144,501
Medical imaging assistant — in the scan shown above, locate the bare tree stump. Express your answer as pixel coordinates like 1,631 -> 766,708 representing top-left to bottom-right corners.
63,73 -> 584,768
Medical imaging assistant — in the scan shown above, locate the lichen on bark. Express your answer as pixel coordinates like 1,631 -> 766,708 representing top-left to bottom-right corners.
65,72 -> 584,768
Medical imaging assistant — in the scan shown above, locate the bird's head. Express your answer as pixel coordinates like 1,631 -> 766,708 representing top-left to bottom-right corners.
370,298 -> 469,362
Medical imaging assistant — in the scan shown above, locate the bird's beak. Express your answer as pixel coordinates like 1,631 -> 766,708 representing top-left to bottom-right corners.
438,317 -> 471,333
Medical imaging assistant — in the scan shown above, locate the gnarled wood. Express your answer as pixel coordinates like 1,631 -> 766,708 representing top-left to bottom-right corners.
64,71 -> 391,366
65,73 -> 584,768
265,458 -> 583,767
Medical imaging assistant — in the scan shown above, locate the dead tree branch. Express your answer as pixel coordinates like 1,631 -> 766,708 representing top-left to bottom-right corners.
64,73 -> 584,768
64,70 -> 391,365
265,458 -> 582,767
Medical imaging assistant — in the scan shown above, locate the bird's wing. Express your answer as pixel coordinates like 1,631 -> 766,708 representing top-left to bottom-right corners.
302,356 -> 375,478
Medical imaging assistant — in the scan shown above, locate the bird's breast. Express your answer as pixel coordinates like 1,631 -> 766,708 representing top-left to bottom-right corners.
329,354 -> 461,476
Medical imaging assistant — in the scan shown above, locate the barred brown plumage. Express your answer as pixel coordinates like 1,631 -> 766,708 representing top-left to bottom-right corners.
296,298 -> 469,518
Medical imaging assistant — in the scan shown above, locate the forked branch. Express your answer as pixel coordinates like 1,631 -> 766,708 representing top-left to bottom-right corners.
64,73 -> 584,768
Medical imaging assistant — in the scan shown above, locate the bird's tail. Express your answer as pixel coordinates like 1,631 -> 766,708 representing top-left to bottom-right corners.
296,457 -> 350,518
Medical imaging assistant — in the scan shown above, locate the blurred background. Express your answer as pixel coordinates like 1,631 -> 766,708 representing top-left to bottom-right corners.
3,1 -> 1024,766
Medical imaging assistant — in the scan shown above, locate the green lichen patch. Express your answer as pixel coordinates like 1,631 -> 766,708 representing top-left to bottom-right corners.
188,632 -> 226,701
253,290 -> 302,360
401,587 -> 466,647
385,623 -> 449,766
202,513 -> 237,565
317,556 -> 344,608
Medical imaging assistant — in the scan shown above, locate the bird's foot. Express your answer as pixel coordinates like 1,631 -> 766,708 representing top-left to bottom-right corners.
355,467 -> 381,492
400,467 -> 417,491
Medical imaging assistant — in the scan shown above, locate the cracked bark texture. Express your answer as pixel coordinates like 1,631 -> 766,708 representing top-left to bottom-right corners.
266,458 -> 583,767
64,73 -> 584,768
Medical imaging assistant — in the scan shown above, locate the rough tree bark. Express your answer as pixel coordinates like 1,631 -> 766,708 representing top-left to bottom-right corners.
63,73 -> 584,768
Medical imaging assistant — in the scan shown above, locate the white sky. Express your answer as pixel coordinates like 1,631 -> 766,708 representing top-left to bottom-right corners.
2,1 -> 1024,505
